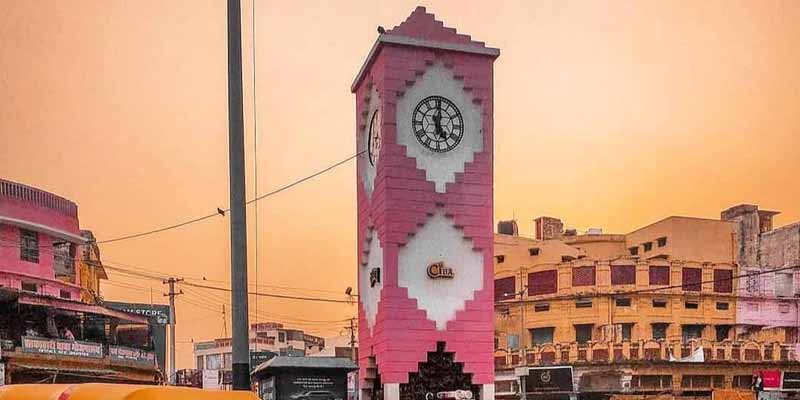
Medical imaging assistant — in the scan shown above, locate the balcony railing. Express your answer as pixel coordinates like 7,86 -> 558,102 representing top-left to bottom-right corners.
0,179 -> 78,217
494,339 -> 800,368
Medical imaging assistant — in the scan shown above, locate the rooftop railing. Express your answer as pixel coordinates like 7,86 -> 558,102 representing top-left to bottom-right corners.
0,179 -> 78,218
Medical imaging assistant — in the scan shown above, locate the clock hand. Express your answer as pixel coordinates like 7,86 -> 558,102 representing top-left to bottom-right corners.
435,101 -> 447,139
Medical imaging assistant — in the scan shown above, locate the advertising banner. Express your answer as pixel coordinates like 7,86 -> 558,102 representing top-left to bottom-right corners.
109,345 -> 156,366
21,336 -> 103,359
524,366 -> 574,393
203,369 -> 220,390
105,301 -> 169,373
250,351 -> 278,371
783,372 -> 800,390
758,370 -> 782,390
277,371 -> 347,400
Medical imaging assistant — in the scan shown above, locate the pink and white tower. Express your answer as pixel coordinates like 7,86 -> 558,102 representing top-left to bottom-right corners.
352,7 -> 499,400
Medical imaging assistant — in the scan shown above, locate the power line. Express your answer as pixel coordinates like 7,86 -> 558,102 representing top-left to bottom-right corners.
181,280 -> 356,304
96,151 -> 364,245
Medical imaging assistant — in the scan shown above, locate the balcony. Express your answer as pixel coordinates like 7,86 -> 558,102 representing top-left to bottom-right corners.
493,339 -> 800,368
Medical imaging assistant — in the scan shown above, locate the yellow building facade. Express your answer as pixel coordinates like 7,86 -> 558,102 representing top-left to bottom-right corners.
494,212 -> 800,397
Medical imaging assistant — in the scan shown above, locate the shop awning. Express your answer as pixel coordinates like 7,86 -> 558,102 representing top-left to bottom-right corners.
18,293 -> 149,324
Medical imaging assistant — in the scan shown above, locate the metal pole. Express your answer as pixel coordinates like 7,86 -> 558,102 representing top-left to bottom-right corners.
227,0 -> 251,390
163,277 -> 183,385
349,318 -> 356,361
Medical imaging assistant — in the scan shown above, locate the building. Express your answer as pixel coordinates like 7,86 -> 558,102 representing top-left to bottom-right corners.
0,178 -> 160,384
190,322 -> 326,389
493,205 -> 800,400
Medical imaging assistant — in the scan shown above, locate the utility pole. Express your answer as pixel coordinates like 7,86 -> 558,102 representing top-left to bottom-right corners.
223,304 -> 228,337
163,277 -> 184,385
227,0 -> 251,390
346,318 -> 357,361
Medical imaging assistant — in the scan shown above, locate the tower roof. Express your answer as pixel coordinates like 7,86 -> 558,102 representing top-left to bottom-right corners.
352,6 -> 499,92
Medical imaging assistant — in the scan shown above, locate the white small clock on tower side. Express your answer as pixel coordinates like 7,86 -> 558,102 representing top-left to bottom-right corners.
361,86 -> 381,196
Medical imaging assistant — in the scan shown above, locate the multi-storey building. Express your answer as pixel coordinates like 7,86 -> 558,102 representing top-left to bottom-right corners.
494,205 -> 800,400
190,322 -> 326,389
0,178 -> 159,384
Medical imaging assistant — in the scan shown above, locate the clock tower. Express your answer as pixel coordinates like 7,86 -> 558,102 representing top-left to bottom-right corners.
353,7 -> 499,400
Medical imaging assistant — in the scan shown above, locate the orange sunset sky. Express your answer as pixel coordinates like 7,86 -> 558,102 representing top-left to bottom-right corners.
2,1 -> 799,369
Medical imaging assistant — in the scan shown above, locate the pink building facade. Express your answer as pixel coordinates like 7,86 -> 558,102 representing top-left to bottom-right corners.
354,7 -> 498,400
0,178 -> 85,300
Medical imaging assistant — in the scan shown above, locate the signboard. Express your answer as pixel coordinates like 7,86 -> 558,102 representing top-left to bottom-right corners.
250,351 -> 278,371
524,366 -> 574,394
110,345 -> 156,366
203,369 -> 220,390
276,370 -> 347,400
427,262 -> 454,279
783,372 -> 800,390
758,370 -> 782,390
0,363 -> 5,386
21,337 -> 103,359
259,376 -> 275,400
105,301 -> 169,373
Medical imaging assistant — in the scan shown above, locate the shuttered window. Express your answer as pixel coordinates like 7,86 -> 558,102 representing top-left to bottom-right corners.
495,277 -> 516,301
611,265 -> 636,285
528,270 -> 558,296
713,269 -> 733,293
649,266 -> 670,285
682,268 -> 702,291
572,266 -> 596,287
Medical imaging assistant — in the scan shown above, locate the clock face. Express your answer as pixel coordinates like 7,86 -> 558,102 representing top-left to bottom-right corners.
367,109 -> 381,166
412,95 -> 464,153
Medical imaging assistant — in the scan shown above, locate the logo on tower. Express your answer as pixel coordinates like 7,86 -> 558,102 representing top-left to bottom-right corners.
427,261 -> 454,279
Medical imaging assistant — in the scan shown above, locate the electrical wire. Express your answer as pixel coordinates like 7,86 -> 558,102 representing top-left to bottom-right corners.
96,151 -> 364,245
181,280 -> 355,304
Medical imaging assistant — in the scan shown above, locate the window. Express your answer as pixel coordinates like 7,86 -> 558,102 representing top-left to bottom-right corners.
715,325 -> 731,341
575,324 -> 593,344
780,303 -> 791,313
652,323 -> 668,340
716,302 -> 729,310
575,298 -> 592,308
649,266 -> 670,285
59,290 -> 71,299
20,229 -> 39,263
572,266 -> 596,287
615,298 -> 632,307
494,337 -> 499,350
495,255 -> 505,263
529,248 -> 540,256
278,332 -> 286,343
657,237 -> 667,247
776,273 -> 793,297
643,242 -> 653,252
528,270 -> 558,296
713,269 -> 733,293
561,255 -> 575,263
206,354 -> 222,370
621,323 -> 633,341
733,376 -> 753,389
21,282 -> 38,293
507,334 -> 520,351
495,277 -> 516,301
629,247 -> 639,256
685,301 -> 699,309
196,356 -> 204,370
531,327 -> 554,346
652,299 -> 668,308
611,265 -> 636,285
682,325 -> 704,342
682,267 -> 702,291
534,303 -> 550,312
